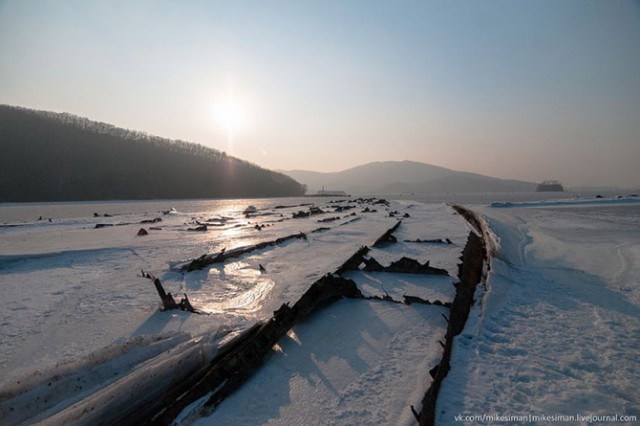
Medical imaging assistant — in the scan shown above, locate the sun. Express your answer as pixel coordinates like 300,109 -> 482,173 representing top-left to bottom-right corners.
212,86 -> 255,153
215,97 -> 246,133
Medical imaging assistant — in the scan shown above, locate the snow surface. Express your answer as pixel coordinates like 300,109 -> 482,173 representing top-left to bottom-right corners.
438,198 -> 640,425
0,198 -> 468,424
192,200 -> 468,425
194,299 -> 448,426
5,195 -> 637,425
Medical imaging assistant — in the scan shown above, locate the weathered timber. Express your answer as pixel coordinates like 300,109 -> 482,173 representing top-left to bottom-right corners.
364,293 -> 402,304
405,238 -> 453,244
181,232 -> 307,272
141,271 -> 178,311
95,223 -> 114,229
148,274 -> 364,425
334,246 -> 370,275
386,257 -> 449,275
140,217 -> 162,224
292,206 -> 325,219
145,322 -> 267,425
350,197 -> 389,206
317,216 -> 340,223
340,216 -> 361,225
136,213 -> 459,424
418,227 -> 487,426
141,270 -> 201,314
184,249 -> 227,272
451,204 -> 483,235
403,295 -> 451,308
333,204 -> 355,212
372,220 -> 401,247
361,256 -> 449,276
311,227 -> 331,233
274,203 -> 313,209
292,274 -> 364,319
362,256 -> 385,271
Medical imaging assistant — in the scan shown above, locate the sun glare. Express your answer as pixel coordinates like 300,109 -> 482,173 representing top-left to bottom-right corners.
213,87 -> 254,154
215,98 -> 245,133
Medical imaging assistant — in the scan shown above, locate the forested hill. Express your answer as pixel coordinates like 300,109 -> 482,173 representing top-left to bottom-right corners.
0,105 -> 305,202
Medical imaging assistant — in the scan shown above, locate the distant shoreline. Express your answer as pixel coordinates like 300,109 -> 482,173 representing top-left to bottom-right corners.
2,192 -> 637,224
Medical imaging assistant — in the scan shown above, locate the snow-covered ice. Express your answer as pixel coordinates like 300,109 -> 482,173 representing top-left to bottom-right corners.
4,195 -> 638,425
192,200 -> 469,425
438,198 -> 640,424
195,299 -> 448,426
0,198 -> 468,424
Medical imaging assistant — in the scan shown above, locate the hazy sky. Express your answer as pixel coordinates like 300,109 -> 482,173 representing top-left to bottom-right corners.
1,1 -> 639,187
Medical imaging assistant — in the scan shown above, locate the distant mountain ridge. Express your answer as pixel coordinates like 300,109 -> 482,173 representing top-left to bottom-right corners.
0,105 -> 305,202
284,161 -> 537,195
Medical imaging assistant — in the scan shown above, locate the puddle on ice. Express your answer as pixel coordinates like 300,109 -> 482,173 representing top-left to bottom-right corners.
184,261 -> 276,315
198,276 -> 276,315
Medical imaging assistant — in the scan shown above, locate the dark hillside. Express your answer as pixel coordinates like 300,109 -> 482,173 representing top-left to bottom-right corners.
0,105 -> 305,202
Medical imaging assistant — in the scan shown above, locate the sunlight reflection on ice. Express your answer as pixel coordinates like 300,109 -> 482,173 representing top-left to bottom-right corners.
197,261 -> 275,315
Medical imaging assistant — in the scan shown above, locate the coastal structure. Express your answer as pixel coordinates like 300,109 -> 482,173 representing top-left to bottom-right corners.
536,180 -> 564,192
315,185 -> 348,197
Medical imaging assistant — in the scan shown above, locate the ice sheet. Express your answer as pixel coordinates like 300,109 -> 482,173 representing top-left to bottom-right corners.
1,198 -> 466,424
438,201 -> 640,424
194,299 -> 448,426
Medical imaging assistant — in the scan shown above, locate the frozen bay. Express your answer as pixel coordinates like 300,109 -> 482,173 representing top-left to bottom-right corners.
1,197 -> 469,424
1,195 -> 639,424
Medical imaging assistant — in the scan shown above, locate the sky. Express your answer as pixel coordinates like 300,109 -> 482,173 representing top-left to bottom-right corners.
1,0 -> 639,188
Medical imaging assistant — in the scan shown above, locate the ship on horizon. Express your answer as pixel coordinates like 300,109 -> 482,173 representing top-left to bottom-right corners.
536,180 -> 564,192
314,185 -> 349,197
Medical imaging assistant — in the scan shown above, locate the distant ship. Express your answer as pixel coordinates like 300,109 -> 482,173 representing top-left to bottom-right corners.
314,186 -> 349,197
536,180 -> 564,192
